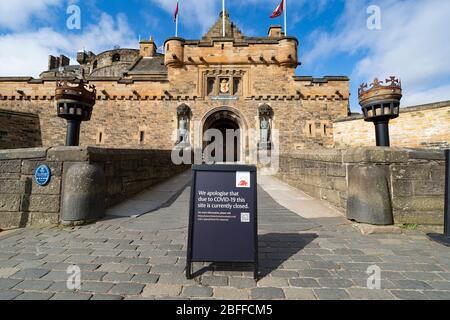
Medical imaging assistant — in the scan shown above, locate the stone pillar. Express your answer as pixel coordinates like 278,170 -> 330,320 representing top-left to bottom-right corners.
60,163 -> 106,225
347,164 -> 393,225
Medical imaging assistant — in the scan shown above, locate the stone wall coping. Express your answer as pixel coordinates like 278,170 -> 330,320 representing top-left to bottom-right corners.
335,100 -> 450,123
0,109 -> 39,118
285,147 -> 446,163
0,147 -> 49,160
293,76 -> 349,82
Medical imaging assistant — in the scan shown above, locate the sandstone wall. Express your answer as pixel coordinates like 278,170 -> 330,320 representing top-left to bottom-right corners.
278,148 -> 446,225
0,147 -> 189,230
0,109 -> 42,149
0,76 -> 349,157
334,101 -> 450,150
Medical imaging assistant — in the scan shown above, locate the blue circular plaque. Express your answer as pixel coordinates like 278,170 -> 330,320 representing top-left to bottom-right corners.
35,165 -> 51,186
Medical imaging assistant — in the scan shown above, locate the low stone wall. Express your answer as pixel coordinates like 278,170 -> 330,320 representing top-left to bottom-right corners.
0,109 -> 42,149
278,148 -> 446,225
333,101 -> 450,150
0,147 -> 189,229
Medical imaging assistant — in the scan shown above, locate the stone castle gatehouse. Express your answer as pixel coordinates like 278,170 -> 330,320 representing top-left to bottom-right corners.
0,12 -> 349,163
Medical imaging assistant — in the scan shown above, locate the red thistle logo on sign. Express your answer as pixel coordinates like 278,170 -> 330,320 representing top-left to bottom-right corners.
236,172 -> 250,188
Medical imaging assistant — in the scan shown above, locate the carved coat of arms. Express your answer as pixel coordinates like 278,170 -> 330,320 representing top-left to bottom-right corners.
220,79 -> 230,94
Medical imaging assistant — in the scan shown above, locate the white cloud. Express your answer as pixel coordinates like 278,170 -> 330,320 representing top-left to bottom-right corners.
0,13 -> 137,77
149,0 -> 218,33
303,0 -> 450,107
0,0 -> 63,30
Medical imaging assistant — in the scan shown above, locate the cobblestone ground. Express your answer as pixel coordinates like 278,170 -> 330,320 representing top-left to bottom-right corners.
1,186 -> 450,300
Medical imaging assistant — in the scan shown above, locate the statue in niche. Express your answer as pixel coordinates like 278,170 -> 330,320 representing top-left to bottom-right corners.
260,116 -> 270,144
176,104 -> 191,146
220,78 -> 230,94
176,116 -> 188,145
258,104 -> 273,150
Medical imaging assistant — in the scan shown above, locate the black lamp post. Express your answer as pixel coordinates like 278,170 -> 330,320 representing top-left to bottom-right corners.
55,80 -> 96,146
358,76 -> 402,147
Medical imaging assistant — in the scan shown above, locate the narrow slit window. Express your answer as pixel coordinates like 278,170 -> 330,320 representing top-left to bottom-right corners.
139,131 -> 145,144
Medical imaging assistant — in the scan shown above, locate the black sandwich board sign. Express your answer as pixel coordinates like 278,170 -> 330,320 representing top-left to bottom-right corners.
186,164 -> 258,280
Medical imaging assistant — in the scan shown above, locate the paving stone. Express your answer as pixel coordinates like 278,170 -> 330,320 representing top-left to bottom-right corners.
283,288 -> 317,300
91,250 -> 121,257
110,283 -> 145,295
0,290 -> 22,300
402,272 -> 444,281
313,288 -> 350,300
423,291 -> 450,300
229,277 -> 257,289
80,281 -> 114,294
15,292 -> 54,300
13,280 -> 53,291
390,290 -> 429,300
427,281 -> 450,291
64,255 -> 96,264
127,265 -> 151,274
51,292 -> 92,300
298,269 -> 332,278
269,270 -> 299,278
142,284 -> 182,297
347,288 -> 396,300
251,287 -> 285,299
11,268 -> 50,279
289,278 -> 319,288
150,264 -> 185,274
98,263 -> 131,273
46,281 -> 79,293
390,280 -> 433,290
0,278 -> 22,289
90,294 -> 123,300
200,275 -> 228,286
102,272 -> 134,282
213,287 -> 250,300
157,274 -> 195,285
317,278 -> 354,289
132,274 -> 160,284
182,286 -> 213,298
148,256 -> 178,264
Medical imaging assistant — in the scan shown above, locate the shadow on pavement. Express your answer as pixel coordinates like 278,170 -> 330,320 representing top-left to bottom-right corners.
191,232 -> 318,279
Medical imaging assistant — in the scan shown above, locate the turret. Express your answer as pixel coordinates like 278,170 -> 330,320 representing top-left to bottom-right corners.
164,37 -> 185,68
278,37 -> 298,67
140,37 -> 157,57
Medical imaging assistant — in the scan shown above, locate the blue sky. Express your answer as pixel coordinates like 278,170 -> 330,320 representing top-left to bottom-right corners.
1,0 -> 449,111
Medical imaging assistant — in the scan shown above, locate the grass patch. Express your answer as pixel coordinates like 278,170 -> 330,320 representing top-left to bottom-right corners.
401,223 -> 418,230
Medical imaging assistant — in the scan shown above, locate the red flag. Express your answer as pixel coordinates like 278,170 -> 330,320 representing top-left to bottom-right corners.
173,1 -> 179,22
270,0 -> 284,19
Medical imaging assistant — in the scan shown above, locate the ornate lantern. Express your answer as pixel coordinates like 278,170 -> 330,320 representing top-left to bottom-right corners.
358,76 -> 402,147
55,80 -> 96,146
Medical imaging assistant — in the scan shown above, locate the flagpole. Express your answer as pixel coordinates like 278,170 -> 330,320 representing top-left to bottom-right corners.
284,0 -> 287,36
222,0 -> 225,37
176,14 -> 179,37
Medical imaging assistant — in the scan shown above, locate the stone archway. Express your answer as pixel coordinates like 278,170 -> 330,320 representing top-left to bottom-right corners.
202,108 -> 246,163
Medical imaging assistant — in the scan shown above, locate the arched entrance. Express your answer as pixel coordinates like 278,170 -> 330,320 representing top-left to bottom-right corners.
202,108 -> 245,163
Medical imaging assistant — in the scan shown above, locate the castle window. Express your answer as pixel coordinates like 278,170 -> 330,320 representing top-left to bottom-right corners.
139,131 -> 145,144
92,60 -> 98,69
112,53 -> 121,62
166,44 -> 170,51
96,129 -> 104,144
309,124 -> 312,135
